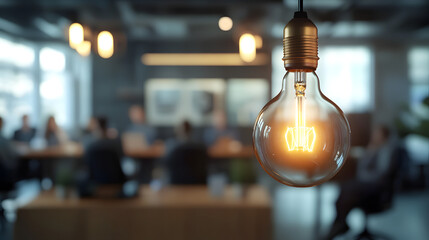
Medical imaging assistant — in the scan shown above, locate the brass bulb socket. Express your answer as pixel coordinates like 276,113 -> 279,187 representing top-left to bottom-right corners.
283,12 -> 319,71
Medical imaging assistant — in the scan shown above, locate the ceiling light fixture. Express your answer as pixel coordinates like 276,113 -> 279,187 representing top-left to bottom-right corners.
252,0 -> 351,187
254,35 -> 263,49
141,53 -> 268,66
97,31 -> 114,59
76,40 -> 91,57
218,16 -> 233,31
69,23 -> 84,49
239,33 -> 256,62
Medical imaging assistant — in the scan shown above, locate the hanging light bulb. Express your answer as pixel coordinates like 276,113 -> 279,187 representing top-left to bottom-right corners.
97,31 -> 114,59
254,35 -> 263,49
253,0 -> 351,187
239,33 -> 256,62
76,41 -> 91,57
69,23 -> 84,49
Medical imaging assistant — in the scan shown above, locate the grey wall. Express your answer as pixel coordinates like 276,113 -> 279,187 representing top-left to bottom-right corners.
92,44 -> 136,132
373,43 -> 410,126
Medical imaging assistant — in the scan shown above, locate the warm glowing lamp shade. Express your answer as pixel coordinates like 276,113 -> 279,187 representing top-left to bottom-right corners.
69,23 -> 84,49
253,9 -> 351,187
255,35 -> 263,49
97,31 -> 114,59
239,33 -> 256,63
76,41 -> 91,57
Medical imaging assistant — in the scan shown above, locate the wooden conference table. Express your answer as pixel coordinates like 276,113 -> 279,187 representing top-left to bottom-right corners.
17,142 -> 255,160
14,185 -> 271,240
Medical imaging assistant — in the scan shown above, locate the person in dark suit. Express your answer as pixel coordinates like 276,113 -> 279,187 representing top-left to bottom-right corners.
84,117 -> 125,185
325,125 -> 403,239
164,120 -> 208,184
12,115 -> 36,143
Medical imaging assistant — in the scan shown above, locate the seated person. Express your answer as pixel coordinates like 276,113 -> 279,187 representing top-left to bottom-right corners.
81,117 -> 128,197
0,117 -> 18,189
81,117 -> 98,144
325,125 -> 403,239
84,117 -> 125,184
44,116 -> 68,147
12,115 -> 39,180
122,105 -> 157,151
12,114 -> 36,143
164,120 -> 208,184
204,110 -> 239,146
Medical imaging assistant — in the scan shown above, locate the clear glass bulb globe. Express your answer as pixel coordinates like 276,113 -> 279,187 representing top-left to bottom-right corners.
253,70 -> 351,187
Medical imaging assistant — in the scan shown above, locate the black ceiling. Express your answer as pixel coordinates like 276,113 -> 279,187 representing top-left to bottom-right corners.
0,0 -> 428,42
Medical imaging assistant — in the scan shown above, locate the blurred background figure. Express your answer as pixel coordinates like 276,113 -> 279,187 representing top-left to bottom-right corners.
0,117 -> 18,189
81,117 -> 126,196
128,105 -> 157,143
164,120 -> 208,184
12,115 -> 40,181
326,125 -> 406,239
121,105 -> 158,182
122,105 -> 158,152
81,117 -> 98,146
81,116 -> 119,147
44,116 -> 68,147
12,115 -> 36,144
204,110 -> 241,150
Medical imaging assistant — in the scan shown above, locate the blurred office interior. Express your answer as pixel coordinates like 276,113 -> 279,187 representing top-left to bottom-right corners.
0,0 -> 428,240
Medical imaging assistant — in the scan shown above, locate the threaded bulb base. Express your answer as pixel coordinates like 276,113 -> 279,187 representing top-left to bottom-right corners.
282,12 -> 319,71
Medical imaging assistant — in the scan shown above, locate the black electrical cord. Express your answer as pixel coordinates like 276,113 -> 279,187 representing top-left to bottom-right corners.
294,0 -> 307,18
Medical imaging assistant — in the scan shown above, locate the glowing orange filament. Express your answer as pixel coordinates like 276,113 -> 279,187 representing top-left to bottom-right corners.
285,126 -> 316,152
285,78 -> 316,152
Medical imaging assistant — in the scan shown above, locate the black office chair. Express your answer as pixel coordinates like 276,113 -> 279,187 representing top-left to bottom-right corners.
0,163 -> 17,232
85,145 -> 126,185
354,188 -> 395,239
166,143 -> 208,185
354,146 -> 407,240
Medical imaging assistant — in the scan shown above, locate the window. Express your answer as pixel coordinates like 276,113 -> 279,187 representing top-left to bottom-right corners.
40,47 -> 66,72
39,47 -> 72,130
318,47 -> 372,113
408,47 -> 429,109
0,37 -> 35,67
0,36 -> 78,137
0,36 -> 35,137
272,46 -> 373,113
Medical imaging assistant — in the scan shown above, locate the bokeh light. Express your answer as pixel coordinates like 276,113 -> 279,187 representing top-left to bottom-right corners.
218,16 -> 233,31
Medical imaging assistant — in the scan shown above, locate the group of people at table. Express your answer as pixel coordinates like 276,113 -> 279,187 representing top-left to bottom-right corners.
0,105 -> 244,195
1,105 -> 407,239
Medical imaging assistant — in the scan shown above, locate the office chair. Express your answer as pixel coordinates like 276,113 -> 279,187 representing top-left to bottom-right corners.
354,189 -> 394,240
166,143 -> 208,185
0,187 -> 14,233
0,164 -> 16,232
354,146 -> 407,240
85,145 -> 126,185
